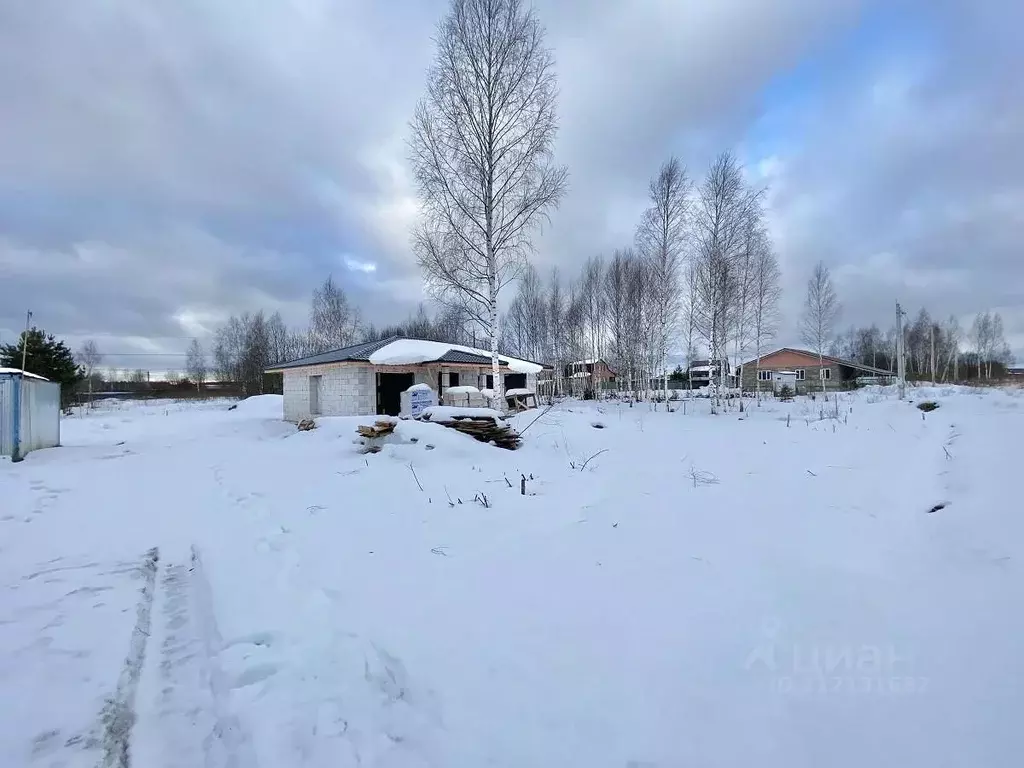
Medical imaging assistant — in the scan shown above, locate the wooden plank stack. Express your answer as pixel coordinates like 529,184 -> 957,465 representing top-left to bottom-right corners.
418,413 -> 521,450
356,420 -> 397,439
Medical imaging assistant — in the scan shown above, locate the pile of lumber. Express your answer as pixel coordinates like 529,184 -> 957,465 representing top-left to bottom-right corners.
421,414 -> 521,450
356,420 -> 396,439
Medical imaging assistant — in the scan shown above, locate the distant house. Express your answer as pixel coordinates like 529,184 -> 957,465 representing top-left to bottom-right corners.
686,359 -> 729,388
740,348 -> 894,394
564,359 -> 616,394
265,336 -> 543,421
1008,365 -> 1024,378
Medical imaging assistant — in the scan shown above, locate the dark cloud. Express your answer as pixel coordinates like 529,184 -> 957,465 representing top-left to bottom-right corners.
1,0 -> 1021,369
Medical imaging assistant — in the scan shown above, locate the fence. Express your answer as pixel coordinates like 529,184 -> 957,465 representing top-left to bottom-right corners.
1,374 -> 61,460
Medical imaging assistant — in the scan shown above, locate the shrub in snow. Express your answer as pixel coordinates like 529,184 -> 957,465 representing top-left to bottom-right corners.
917,401 -> 940,412
297,418 -> 316,431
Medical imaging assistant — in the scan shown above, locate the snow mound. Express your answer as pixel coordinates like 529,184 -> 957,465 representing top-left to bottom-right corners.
232,394 -> 283,418
406,383 -> 433,392
506,388 -> 532,396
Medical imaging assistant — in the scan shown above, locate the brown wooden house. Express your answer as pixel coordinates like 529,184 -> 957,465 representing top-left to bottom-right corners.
740,348 -> 894,394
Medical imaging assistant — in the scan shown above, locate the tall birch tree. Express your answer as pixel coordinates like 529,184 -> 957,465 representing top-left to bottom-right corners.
799,261 -> 841,393
410,0 -> 568,404
636,156 -> 691,403
750,232 -> 781,401
692,152 -> 751,405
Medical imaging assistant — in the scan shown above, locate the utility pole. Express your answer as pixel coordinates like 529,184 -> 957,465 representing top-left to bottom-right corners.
896,301 -> 906,399
20,310 -> 33,373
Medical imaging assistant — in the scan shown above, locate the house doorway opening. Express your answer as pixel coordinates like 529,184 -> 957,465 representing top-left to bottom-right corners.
309,375 -> 322,415
377,372 -> 414,416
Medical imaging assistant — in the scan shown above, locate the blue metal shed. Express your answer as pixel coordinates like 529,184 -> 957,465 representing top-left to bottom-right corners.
0,369 -> 61,461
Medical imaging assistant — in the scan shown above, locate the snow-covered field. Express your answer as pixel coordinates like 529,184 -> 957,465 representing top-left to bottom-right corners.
2,386 -> 1022,767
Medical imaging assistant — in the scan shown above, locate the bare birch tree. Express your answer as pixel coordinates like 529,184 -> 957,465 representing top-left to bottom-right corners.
692,152 -> 752,406
604,250 -> 630,392
799,261 -> 841,393
989,312 -> 1005,379
547,267 -> 567,396
185,338 -> 207,390
680,262 -> 700,396
266,312 -> 291,366
77,340 -> 102,407
750,232 -> 781,402
636,156 -> 691,403
942,314 -> 961,381
579,256 -> 606,393
410,0 -> 568,405
309,276 -> 360,353
729,211 -> 762,410
970,311 -> 991,379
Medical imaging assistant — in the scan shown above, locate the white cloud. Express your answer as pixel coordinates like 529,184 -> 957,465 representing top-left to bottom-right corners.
344,257 -> 377,274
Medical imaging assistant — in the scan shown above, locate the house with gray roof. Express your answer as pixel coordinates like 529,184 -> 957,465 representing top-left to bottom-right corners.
265,336 -> 543,421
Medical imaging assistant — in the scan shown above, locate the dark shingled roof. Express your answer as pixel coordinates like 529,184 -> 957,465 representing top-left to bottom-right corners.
266,336 -> 400,371
437,349 -> 505,366
266,336 -> 510,372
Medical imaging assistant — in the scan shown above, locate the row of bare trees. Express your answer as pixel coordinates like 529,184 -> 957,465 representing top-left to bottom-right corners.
501,152 -> 782,404
408,0 -> 789,405
210,276 -> 366,394
829,308 -> 1014,383
209,276 -> 479,395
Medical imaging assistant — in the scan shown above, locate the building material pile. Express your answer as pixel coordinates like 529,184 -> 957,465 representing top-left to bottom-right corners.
356,420 -> 397,439
417,407 -> 521,450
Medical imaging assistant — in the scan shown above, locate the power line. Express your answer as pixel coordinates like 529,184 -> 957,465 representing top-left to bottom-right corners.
89,353 -> 191,357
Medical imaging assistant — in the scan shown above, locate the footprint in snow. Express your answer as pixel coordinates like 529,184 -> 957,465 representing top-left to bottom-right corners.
232,663 -> 279,688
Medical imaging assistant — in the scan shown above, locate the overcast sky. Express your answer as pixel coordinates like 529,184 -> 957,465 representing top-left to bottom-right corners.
1,0 -> 1021,372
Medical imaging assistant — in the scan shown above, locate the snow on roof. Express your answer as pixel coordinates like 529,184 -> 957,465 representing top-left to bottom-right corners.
689,365 -> 713,373
0,367 -> 48,381
267,335 -> 543,374
368,338 -> 542,374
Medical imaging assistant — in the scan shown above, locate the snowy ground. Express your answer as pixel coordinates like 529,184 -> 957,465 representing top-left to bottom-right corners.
2,386 -> 1022,767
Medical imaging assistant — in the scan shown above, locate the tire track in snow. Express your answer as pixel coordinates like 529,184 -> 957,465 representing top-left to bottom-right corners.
187,544 -> 260,768
133,547 -> 258,768
98,547 -> 159,768
141,561 -> 218,768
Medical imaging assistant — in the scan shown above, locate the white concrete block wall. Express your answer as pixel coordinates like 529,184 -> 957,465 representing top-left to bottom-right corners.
280,363 -> 540,422
282,363 -> 375,422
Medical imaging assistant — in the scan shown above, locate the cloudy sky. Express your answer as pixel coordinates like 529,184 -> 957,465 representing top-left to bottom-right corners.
1,0 -> 1021,372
